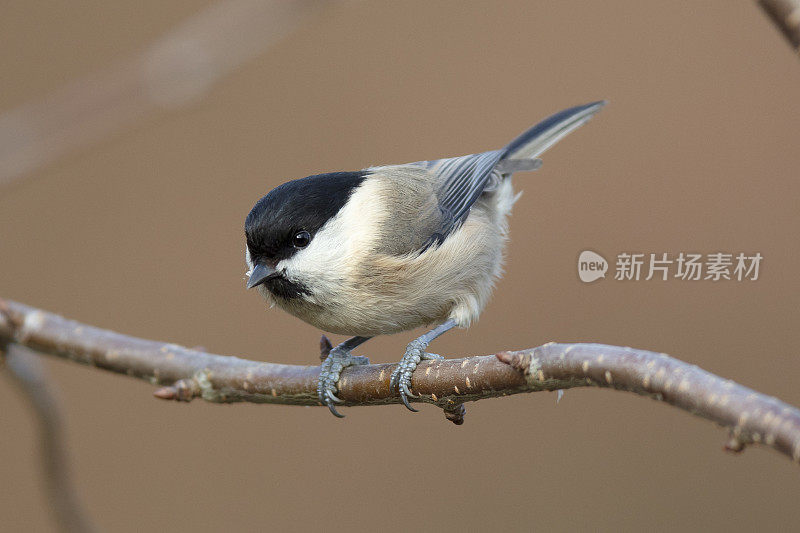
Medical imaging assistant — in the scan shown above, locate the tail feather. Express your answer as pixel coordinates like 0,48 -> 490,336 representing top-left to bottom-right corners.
502,100 -> 606,164
494,158 -> 543,174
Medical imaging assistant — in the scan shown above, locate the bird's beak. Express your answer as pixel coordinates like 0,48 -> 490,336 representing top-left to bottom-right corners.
246,263 -> 278,289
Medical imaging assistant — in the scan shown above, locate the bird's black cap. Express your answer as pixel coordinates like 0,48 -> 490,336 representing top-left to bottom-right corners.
245,171 -> 366,264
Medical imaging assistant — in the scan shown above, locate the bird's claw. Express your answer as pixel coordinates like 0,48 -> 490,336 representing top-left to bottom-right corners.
326,401 -> 345,418
390,341 -> 443,412
400,382 -> 417,399
317,349 -> 369,418
325,389 -> 344,404
400,392 -> 418,412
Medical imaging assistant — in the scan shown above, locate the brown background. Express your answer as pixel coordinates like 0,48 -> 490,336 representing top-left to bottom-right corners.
2,1 -> 799,531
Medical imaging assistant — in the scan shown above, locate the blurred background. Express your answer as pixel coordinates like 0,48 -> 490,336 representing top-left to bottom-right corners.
2,1 -> 799,531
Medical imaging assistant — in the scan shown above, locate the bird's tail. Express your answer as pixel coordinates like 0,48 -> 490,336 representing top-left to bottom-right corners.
496,100 -> 606,174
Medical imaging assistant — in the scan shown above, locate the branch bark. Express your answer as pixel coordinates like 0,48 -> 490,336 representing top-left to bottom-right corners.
1,298 -> 799,464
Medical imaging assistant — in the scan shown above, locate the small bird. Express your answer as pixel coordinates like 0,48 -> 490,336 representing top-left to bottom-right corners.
245,101 -> 605,417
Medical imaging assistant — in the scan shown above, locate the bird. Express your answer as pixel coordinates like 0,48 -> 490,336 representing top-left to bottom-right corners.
244,101 -> 606,417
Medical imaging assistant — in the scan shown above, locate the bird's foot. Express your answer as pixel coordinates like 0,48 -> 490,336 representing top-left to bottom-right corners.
317,346 -> 369,418
389,339 -> 444,412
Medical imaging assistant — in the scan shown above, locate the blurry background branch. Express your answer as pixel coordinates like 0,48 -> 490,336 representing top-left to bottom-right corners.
2,297 -> 799,464
2,343 -> 95,533
0,0 -> 339,187
758,0 -> 800,52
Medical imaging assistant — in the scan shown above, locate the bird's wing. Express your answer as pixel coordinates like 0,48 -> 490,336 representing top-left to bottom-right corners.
413,101 -> 606,250
411,150 -> 505,249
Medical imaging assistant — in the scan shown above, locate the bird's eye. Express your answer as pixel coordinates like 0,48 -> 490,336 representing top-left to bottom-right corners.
292,230 -> 311,248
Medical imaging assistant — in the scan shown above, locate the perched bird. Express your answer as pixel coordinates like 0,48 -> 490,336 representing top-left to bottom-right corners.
245,101 -> 605,417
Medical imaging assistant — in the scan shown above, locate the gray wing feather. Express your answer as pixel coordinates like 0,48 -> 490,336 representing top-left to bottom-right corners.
429,150 -> 506,234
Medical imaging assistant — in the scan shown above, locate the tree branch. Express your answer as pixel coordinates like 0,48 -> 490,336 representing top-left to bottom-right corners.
0,0 -> 337,187
1,298 -> 799,464
758,0 -> 800,52
2,344 -> 95,533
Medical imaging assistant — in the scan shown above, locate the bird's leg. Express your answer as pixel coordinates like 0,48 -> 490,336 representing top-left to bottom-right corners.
390,320 -> 456,412
317,335 -> 371,418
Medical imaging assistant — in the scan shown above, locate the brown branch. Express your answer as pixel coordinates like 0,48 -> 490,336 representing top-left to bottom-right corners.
2,344 -> 95,533
1,298 -> 799,464
758,0 -> 800,52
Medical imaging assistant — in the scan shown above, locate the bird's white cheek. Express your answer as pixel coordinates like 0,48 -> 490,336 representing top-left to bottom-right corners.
245,247 -> 254,278
278,241 -> 347,294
